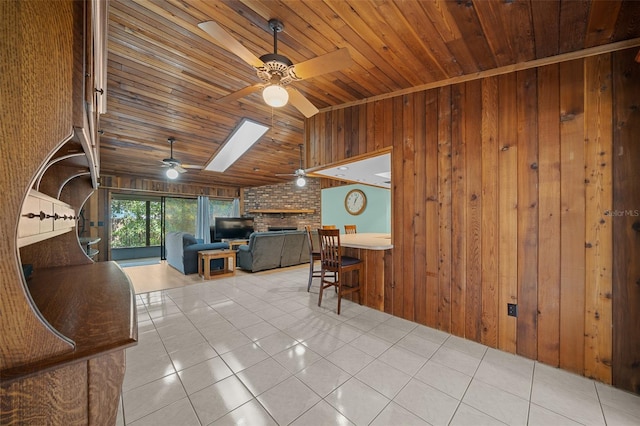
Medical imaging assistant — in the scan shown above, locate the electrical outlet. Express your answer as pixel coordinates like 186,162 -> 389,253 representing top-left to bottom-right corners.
507,303 -> 518,317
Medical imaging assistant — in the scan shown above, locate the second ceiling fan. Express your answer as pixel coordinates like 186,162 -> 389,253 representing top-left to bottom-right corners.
198,18 -> 353,118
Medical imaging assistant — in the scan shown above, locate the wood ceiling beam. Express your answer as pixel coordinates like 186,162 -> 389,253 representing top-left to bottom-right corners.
321,37 -> 640,113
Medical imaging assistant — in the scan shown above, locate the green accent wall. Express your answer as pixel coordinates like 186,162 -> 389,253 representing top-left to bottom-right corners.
321,184 -> 391,233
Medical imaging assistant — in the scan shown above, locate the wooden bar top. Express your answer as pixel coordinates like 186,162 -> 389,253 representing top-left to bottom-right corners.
339,233 -> 393,250
2,261 -> 137,382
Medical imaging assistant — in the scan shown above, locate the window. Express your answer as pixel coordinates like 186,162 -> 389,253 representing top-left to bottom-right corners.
209,198 -> 235,224
165,197 -> 197,235
110,198 -> 162,248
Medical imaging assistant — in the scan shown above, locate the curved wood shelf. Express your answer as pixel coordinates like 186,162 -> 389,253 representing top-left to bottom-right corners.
2,262 -> 137,382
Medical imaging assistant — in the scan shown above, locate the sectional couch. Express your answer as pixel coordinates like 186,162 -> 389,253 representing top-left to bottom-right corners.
237,230 -> 309,272
166,231 -> 229,274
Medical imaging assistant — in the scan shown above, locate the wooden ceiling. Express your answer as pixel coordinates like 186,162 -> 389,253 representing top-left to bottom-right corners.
100,0 -> 640,189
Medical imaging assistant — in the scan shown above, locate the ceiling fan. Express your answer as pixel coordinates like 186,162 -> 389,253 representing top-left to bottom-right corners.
276,144 -> 308,187
161,137 -> 202,179
198,19 -> 353,118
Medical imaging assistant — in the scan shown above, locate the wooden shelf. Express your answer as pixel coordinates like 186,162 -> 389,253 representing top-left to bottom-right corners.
3,262 -> 137,382
247,209 -> 314,214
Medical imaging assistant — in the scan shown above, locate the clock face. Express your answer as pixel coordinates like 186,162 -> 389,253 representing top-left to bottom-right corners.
345,189 -> 366,215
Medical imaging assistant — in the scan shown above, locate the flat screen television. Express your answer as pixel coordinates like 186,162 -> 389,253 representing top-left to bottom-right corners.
213,217 -> 254,241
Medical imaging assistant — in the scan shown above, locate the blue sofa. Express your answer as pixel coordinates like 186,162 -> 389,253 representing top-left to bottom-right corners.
166,231 -> 229,274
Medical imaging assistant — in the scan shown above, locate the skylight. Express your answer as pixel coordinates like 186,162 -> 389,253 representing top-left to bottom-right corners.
204,118 -> 269,172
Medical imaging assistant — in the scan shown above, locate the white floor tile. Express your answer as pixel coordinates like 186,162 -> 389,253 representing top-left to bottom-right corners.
219,341 -> 270,373
257,376 -> 321,425
210,399 -> 277,426
122,266 -> 636,426
123,374 -> 187,423
177,356 -> 233,395
272,343 -> 323,374
462,379 -> 530,425
449,403 -> 507,426
430,345 -> 482,376
370,401 -> 430,426
128,397 -> 200,426
325,377 -> 390,425
290,400 -> 354,426
394,378 -> 460,425
414,359 -> 472,400
528,403 -> 583,426
325,343 -> 374,375
189,375 -> 253,425
355,359 -> 412,399
236,357 -> 293,396
168,341 -> 218,372
296,358 -> 353,397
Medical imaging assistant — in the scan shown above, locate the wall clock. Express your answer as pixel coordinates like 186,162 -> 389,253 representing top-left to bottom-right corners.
345,189 -> 367,215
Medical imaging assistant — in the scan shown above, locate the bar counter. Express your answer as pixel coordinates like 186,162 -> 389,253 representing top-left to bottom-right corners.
339,233 -> 393,311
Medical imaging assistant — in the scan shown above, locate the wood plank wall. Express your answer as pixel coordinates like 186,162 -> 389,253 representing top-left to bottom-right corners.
307,48 -> 640,391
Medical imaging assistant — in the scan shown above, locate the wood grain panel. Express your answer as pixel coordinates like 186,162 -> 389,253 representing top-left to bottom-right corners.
425,89 -> 440,328
536,63 -> 561,367
1,363 -> 88,425
307,48 -> 640,392
88,351 -> 126,426
412,91 -> 428,325
612,49 -> 640,394
450,83 -> 467,337
516,68 -> 539,360
480,76 -> 499,348
464,80 -> 483,342
559,59 -> 586,374
1,0 -> 76,372
497,73 -> 518,354
437,86 -> 453,333
392,96 -> 406,317
584,54 -> 613,383
401,94 -> 416,321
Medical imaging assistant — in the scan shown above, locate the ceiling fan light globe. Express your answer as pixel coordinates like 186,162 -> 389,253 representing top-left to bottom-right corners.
166,167 -> 179,179
296,176 -> 306,187
263,84 -> 288,107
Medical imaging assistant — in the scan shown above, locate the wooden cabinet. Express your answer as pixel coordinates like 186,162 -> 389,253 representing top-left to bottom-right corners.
1,1 -> 137,424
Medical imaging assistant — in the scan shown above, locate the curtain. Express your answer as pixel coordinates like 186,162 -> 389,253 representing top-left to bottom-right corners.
196,196 -> 211,243
233,198 -> 240,216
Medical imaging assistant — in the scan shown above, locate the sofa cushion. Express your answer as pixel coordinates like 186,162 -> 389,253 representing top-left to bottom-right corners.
280,231 -> 307,267
183,234 -> 198,247
237,232 -> 286,272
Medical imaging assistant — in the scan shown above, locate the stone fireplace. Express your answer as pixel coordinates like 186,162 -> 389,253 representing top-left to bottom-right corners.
242,179 -> 321,232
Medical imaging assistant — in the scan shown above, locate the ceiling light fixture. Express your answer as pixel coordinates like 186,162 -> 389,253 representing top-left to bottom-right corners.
296,176 -> 306,187
166,167 -> 179,179
205,118 -> 270,172
262,84 -> 289,107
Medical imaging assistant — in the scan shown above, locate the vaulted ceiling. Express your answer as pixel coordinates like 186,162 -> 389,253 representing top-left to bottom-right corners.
100,0 -> 640,189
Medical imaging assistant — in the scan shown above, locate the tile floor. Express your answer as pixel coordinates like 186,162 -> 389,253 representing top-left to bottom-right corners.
117,265 -> 640,426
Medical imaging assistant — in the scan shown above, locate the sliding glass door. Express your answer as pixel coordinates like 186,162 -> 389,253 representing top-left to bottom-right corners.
110,194 -> 237,261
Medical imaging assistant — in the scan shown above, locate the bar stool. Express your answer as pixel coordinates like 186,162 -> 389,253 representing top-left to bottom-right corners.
322,225 -> 336,229
344,224 -> 357,234
304,225 -> 322,291
317,228 -> 362,315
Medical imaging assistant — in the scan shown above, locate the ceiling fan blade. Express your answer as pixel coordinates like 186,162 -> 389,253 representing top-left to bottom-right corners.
290,48 -> 353,80
216,83 -> 263,103
198,21 -> 264,68
287,87 -> 319,118
181,164 -> 204,170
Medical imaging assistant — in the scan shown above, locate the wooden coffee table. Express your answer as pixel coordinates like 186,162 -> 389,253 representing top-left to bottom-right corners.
198,249 -> 237,279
